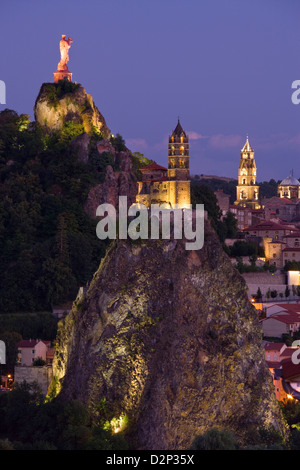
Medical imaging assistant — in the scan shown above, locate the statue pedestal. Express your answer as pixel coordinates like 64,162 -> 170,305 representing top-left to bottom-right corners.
54,69 -> 72,83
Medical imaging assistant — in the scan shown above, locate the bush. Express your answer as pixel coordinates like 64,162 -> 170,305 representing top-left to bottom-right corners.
189,428 -> 239,450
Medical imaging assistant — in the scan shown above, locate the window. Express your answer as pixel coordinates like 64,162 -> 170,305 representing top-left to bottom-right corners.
32,349 -> 35,354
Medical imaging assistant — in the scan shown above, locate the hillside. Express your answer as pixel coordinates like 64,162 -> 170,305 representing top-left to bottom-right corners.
0,84 -> 146,313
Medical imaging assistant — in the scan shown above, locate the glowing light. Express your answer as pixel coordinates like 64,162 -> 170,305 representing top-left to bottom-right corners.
287,394 -> 294,400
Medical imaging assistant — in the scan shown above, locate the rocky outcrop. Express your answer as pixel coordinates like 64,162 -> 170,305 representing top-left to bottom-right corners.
69,132 -> 90,163
84,147 -> 138,217
51,220 -> 288,450
34,83 -> 111,138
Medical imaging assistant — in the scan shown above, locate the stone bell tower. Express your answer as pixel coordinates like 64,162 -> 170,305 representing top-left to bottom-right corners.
235,136 -> 260,209
168,119 -> 191,208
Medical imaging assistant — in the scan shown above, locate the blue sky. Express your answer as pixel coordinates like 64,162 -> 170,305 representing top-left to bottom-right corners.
0,0 -> 299,181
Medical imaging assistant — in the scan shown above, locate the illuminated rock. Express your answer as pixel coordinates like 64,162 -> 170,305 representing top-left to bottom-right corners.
51,221 -> 288,449
34,82 -> 111,137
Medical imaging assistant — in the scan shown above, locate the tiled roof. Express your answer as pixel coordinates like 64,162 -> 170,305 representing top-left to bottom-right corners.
264,312 -> 300,325
282,247 -> 300,252
140,162 -> 168,171
281,358 -> 300,380
17,339 -> 51,348
264,342 -> 286,351
244,220 -> 294,231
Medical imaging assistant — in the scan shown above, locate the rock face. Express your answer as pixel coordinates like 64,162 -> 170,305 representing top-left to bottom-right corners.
34,82 -> 111,138
51,221 -> 288,450
84,148 -> 138,217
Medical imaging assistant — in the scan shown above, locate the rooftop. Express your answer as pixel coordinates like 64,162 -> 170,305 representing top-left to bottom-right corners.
140,162 -> 168,172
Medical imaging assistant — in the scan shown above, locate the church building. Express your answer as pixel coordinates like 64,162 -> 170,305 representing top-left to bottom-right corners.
136,120 -> 191,209
234,136 -> 260,210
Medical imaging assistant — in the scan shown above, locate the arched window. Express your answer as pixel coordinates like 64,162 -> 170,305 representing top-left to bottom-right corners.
180,146 -> 184,155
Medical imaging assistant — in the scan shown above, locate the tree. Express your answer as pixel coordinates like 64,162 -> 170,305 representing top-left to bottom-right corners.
256,287 -> 262,301
189,428 -> 239,450
285,285 -> 291,299
270,290 -> 278,299
222,211 -> 238,239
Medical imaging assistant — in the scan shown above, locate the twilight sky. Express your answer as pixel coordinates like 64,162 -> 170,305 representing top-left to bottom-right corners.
0,0 -> 299,182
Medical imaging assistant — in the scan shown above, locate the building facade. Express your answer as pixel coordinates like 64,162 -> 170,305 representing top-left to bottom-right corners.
136,120 -> 191,209
235,136 -> 260,210
278,172 -> 300,200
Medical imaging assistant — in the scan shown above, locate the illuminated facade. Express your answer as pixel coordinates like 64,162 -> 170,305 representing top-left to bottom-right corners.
278,172 -> 300,200
136,120 -> 191,208
235,136 -> 260,209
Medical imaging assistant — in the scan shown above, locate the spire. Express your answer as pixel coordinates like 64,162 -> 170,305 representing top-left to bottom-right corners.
242,135 -> 253,152
172,118 -> 186,138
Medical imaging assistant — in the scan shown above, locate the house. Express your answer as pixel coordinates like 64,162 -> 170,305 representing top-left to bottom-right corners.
264,342 -> 287,363
17,339 -> 52,366
264,341 -> 300,401
263,196 -> 299,223
261,309 -> 300,338
243,220 -> 295,241
265,303 -> 300,317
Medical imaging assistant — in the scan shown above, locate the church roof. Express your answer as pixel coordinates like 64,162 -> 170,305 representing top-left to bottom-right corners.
241,135 -> 253,152
279,173 -> 300,186
172,119 -> 186,137
140,162 -> 168,172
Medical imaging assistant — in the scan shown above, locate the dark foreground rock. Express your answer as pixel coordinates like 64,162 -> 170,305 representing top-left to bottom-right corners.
51,221 -> 288,449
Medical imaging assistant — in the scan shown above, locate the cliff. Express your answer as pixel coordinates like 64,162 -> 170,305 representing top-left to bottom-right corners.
34,82 -> 138,216
51,220 -> 288,450
34,82 -> 111,138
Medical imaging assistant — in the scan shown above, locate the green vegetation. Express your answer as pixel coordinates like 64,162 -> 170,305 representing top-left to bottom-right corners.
284,261 -> 300,272
192,176 -> 280,204
41,81 -> 81,109
191,181 -> 237,242
191,176 -> 237,204
0,109 -> 110,313
0,382 -> 128,450
189,426 -> 286,450
224,240 -> 264,257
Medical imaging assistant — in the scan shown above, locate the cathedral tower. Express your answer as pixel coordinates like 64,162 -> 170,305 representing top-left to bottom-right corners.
168,119 -> 190,208
235,136 -> 260,209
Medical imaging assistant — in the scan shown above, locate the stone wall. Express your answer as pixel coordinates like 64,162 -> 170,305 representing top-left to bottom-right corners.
242,272 -> 287,298
14,366 -> 53,395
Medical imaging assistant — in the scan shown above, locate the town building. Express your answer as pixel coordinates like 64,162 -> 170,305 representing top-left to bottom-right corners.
17,339 -> 53,366
136,120 -> 190,209
264,341 -> 300,401
234,136 -> 260,210
261,305 -> 300,338
278,172 -> 300,200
